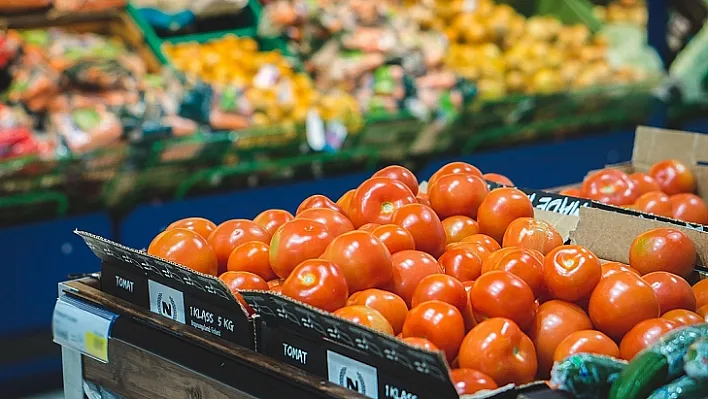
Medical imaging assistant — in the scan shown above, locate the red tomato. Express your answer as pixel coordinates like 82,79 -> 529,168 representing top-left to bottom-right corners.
402,337 -> 439,351
696,304 -> 708,321
643,271 -> 697,313
649,159 -> 697,195
385,250 -> 443,306
477,188 -> 534,243
281,259 -> 349,312
411,274 -> 468,312
296,194 -> 343,216
322,231 -> 392,292
629,172 -> 661,197
662,309 -> 704,326
336,189 -> 355,217
601,261 -> 640,278
439,247 -> 483,282
402,300 -> 466,362
450,368 -> 498,395
588,272 -> 660,340
544,245 -> 602,302
267,278 -> 283,290
619,318 -> 677,360
226,241 -> 276,281
297,208 -> 354,237
670,193 -> 708,225
629,228 -> 697,277
470,271 -> 536,329
483,173 -> 513,186
428,162 -> 484,188
349,178 -> 417,227
392,203 -> 447,258
634,191 -> 673,218
268,219 -> 333,279
372,165 -> 419,195
347,289 -> 408,335
149,228 -> 218,276
458,318 -> 537,385
481,247 -> 545,298
429,174 -> 489,219
372,224 -> 416,254
208,219 -> 271,274
166,217 -> 217,240
358,223 -> 381,233
461,234 -> 502,253
559,187 -> 584,198
581,169 -> 637,205
441,216 -> 479,245
694,279 -> 708,309
333,306 -> 394,335
416,192 -> 432,207
553,330 -> 619,363
219,271 -> 269,292
253,209 -> 294,236
502,217 -> 563,255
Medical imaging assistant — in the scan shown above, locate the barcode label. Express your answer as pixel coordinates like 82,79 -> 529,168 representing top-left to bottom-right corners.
53,297 -> 117,363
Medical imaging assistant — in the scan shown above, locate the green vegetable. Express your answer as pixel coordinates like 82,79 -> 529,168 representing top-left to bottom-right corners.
550,353 -> 627,399
648,375 -> 708,399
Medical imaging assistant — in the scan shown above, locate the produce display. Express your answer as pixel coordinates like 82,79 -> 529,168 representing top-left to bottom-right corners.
593,0 -> 647,26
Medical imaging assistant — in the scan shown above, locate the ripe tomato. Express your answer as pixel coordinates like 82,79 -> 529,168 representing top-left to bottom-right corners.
693,279 -> 708,309
601,262 -> 640,278
544,245 -> 601,302
429,174 -> 489,219
226,241 -> 276,281
483,173 -> 513,186
553,330 -> 619,363
322,230 -> 393,292
336,189 -> 355,217
402,300 -> 466,362
281,259 -> 349,312
670,193 -> 708,225
402,337 -> 439,351
333,306 -> 394,335
649,159 -> 696,195
392,203 -> 446,258
149,228 -> 218,276
450,368 -> 498,395
297,208 -> 354,237
347,289 -> 408,335
661,309 -> 704,326
253,209 -> 294,236
349,178 -> 417,227
372,224 -> 416,254
385,250 -> 443,306
634,191 -> 673,218
629,172 -> 661,197
643,271 -> 697,313
470,271 -> 536,330
372,165 -> 419,195
166,217 -> 217,240
219,271 -> 269,292
619,318 -> 677,360
267,278 -> 283,290
477,188 -> 534,243
629,228 -> 696,277
502,217 -> 563,255
208,219 -> 271,273
269,219 -> 333,279
358,223 -> 381,233
528,300 -> 593,376
559,187 -> 584,198
428,162 -> 484,188
696,304 -> 708,321
416,192 -> 432,207
411,274 -> 468,312
296,194 -> 343,215
458,318 -> 537,385
582,169 -> 639,205
481,247 -> 545,298
461,234 -> 501,253
439,247 -> 483,282
441,216 -> 479,245
588,271 -> 660,340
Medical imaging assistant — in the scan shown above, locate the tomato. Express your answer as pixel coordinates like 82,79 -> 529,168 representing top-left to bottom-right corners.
347,289 -> 408,334
502,217 -> 563,255
481,247 -> 545,298
429,174 -> 489,219
372,165 -> 419,195
208,219 -> 271,274
694,279 -> 708,309
219,271 -> 269,292
670,193 -> 708,225
411,274 -> 468,312
583,169 -> 639,205
559,187 -> 584,198
634,191 -> 673,218
349,178 -> 417,227
226,241 -> 276,281
528,300 -> 593,376
553,330 -> 619,363
477,188 -> 534,243
322,230 -> 393,292
267,278 -> 283,290
661,309 -> 704,326
281,259 -> 348,312
458,318 -> 537,385
358,223 -> 381,233
470,271 -> 536,330
333,306 -> 394,335
402,300 -> 466,362
253,209 -> 294,236
450,368 -> 498,395
336,189 -> 355,217
543,245 -> 601,302
601,262 -> 640,278
461,234 -> 502,253
372,224 -> 416,254
296,194 -> 343,215
483,173 -> 513,186
619,318 -> 677,360
166,217 -> 217,240
629,172 -> 661,197
643,271 -> 697,313
441,216 -> 479,245
269,219 -> 333,279
439,247 -> 483,282
392,203 -> 446,258
297,208 -> 354,237
649,159 -> 696,195
385,250 -> 443,306
428,162 -> 484,188
149,228 -> 218,276
629,228 -> 696,277
402,337 -> 439,351
696,304 -> 708,321
588,271 -> 660,340
416,192 -> 432,207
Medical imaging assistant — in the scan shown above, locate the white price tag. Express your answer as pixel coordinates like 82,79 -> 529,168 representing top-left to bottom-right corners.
327,351 -> 379,398
52,297 -> 117,363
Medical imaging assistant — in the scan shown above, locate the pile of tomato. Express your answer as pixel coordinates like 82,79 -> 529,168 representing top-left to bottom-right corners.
146,162 -> 708,396
561,159 -> 708,225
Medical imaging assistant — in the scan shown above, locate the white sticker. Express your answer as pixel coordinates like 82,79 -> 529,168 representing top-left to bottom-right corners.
53,297 -> 117,363
148,280 -> 186,323
327,351 -> 379,399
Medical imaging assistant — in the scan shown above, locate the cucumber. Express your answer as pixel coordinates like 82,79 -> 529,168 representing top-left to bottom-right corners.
647,375 -> 708,399
550,353 -> 627,399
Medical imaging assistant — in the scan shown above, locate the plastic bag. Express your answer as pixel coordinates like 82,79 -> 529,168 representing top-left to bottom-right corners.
48,107 -> 123,154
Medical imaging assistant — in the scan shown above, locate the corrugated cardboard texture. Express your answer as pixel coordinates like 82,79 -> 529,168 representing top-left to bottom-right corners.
632,126 -> 708,166
534,209 -> 578,242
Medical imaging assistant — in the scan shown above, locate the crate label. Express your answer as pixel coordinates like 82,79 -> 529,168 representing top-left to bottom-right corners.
53,297 -> 117,363
148,280 -> 186,323
327,351 -> 379,399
